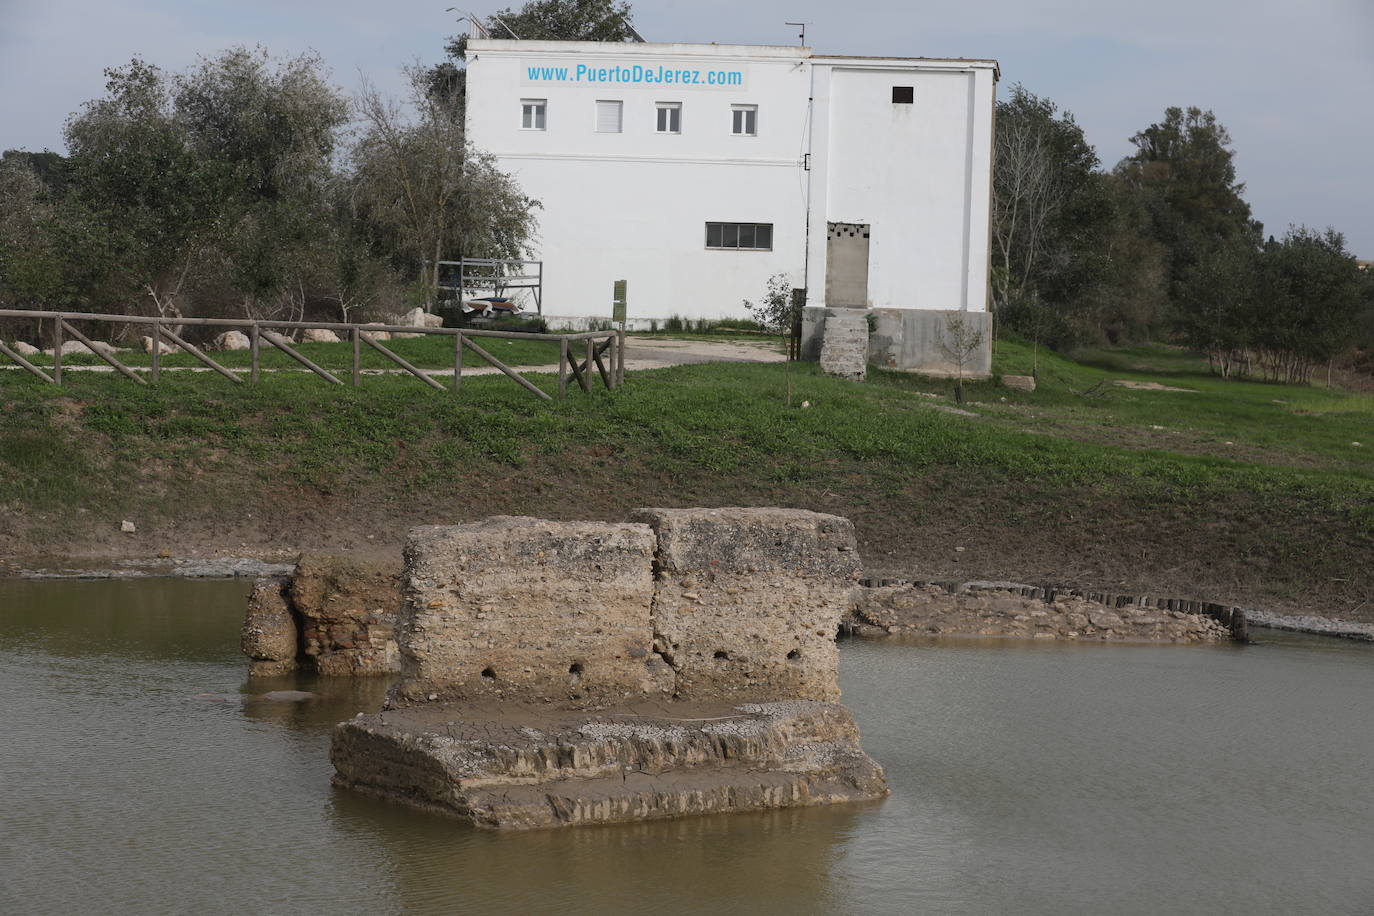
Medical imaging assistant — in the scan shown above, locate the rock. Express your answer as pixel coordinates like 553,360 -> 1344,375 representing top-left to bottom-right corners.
400,307 -> 443,329
13,341 -> 40,356
850,583 -> 1230,643
1002,375 -> 1036,392
289,554 -> 403,676
394,517 -> 658,704
301,328 -> 341,344
361,323 -> 391,341
256,690 -> 315,702
331,699 -> 887,831
141,336 -> 184,354
1086,610 -> 1124,630
630,507 -> 861,702
215,330 -> 251,351
49,339 -> 120,358
242,578 -> 299,675
120,520 -> 136,534
329,509 -> 887,830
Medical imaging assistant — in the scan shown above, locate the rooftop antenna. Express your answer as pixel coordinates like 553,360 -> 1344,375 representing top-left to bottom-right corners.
785,22 -> 808,46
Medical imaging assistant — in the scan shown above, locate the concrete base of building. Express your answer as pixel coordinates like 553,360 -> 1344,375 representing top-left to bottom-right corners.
801,306 -> 992,379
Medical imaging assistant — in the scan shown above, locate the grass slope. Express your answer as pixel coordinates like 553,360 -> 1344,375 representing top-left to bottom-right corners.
1,337 -> 1370,619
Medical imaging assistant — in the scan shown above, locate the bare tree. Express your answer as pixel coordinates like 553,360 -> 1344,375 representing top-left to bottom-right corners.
992,102 -> 1063,313
353,67 -> 470,308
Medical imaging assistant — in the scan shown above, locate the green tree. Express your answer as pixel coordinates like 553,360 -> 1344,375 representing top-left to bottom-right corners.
1114,106 -> 1259,301
63,58 -> 232,318
1175,235 -> 1259,376
431,0 -> 638,102
1253,227 -> 1365,383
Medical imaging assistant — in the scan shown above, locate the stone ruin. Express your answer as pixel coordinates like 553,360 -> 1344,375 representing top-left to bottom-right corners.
241,554 -> 402,678
327,508 -> 888,830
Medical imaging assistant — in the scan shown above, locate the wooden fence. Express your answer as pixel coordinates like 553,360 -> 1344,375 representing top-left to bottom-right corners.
0,310 -> 626,402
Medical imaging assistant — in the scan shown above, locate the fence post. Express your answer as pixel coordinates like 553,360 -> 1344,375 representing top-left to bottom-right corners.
52,315 -> 63,385
617,326 -> 626,387
250,324 -> 260,383
151,322 -> 161,382
351,328 -> 360,387
559,338 -> 568,400
584,338 -> 593,393
454,332 -> 463,392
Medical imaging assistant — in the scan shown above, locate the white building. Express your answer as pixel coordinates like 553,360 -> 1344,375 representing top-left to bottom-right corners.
465,38 -> 998,374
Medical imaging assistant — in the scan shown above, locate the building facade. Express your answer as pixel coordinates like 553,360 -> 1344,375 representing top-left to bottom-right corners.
465,39 -> 998,374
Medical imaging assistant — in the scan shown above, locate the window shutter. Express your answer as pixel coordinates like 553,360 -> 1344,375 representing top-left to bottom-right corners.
595,100 -> 622,133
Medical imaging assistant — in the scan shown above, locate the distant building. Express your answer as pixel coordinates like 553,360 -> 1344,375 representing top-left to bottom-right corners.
465,39 -> 999,375
1357,259 -> 1372,271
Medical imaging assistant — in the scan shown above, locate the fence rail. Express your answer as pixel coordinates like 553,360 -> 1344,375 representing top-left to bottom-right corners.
0,309 -> 626,401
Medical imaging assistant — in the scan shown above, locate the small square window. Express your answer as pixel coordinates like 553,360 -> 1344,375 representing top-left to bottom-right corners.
892,86 -> 914,104
521,98 -> 547,130
731,104 -> 757,136
595,100 -> 622,133
656,102 -> 681,134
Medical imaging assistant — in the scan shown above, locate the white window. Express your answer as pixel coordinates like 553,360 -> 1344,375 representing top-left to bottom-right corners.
656,102 -> 682,134
521,98 -> 546,130
731,105 -> 758,136
595,100 -> 623,133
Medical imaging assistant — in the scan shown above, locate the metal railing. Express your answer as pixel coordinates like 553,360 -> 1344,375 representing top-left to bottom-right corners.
0,310 -> 626,402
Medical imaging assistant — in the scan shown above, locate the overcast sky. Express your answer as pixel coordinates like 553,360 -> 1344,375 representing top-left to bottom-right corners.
2,0 -> 1371,254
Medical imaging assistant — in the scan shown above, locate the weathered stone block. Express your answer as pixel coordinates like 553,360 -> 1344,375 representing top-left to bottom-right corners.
819,311 -> 869,381
331,699 -> 888,830
630,507 -> 861,702
1001,374 -> 1036,392
291,553 -> 402,676
393,517 -> 660,705
242,578 -> 298,676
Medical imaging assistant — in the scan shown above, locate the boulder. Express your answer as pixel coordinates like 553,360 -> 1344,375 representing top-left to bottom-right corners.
13,341 -> 40,356
1002,374 -> 1036,393
242,579 -> 299,677
399,307 -> 443,329
360,323 -> 391,341
301,328 -> 341,344
215,330 -> 251,351
141,336 -> 181,354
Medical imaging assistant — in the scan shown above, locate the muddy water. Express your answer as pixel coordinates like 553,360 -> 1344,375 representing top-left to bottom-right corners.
2,578 -> 1373,915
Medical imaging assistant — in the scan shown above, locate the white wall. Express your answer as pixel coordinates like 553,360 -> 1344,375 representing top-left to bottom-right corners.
806,62 -> 996,313
465,40 -> 996,324
467,41 -> 809,323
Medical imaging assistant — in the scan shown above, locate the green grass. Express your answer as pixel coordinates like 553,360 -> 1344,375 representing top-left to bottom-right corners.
2,339 -> 1371,614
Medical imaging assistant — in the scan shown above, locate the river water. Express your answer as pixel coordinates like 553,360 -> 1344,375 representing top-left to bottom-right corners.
2,578 -> 1372,915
